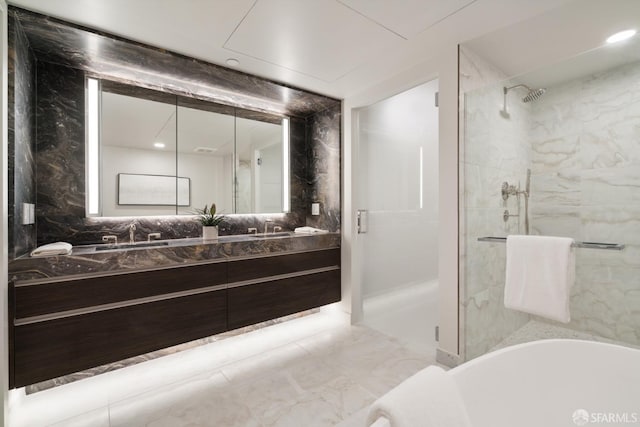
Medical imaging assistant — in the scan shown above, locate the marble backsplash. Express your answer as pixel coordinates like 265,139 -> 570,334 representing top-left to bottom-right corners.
8,8 -> 342,257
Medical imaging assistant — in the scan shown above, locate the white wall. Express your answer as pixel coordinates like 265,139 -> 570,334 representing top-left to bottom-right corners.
101,146 -> 232,217
256,143 -> 283,214
0,1 -> 8,424
177,151 -> 233,215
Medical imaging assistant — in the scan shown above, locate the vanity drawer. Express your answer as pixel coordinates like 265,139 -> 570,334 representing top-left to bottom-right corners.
13,289 -> 227,387
14,261 -> 227,319
227,268 -> 341,330
227,248 -> 340,283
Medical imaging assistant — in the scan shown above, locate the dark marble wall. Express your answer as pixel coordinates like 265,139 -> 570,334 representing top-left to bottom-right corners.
306,105 -> 342,232
36,62 -> 85,215
9,7 -> 342,250
8,15 -> 37,259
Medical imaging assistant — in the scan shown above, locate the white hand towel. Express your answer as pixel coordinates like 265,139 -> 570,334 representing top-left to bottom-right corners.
294,226 -> 328,234
366,366 -> 473,427
30,242 -> 73,257
504,235 -> 575,323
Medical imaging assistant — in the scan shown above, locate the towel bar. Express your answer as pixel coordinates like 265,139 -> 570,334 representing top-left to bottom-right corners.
477,236 -> 625,251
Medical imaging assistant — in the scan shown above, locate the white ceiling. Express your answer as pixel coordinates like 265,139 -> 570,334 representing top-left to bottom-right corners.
102,91 -> 280,158
7,0 -> 579,98
464,0 -> 640,89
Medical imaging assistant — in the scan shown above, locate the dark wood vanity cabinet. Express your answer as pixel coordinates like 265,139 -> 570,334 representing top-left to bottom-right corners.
228,269 -> 341,329
10,248 -> 341,388
14,262 -> 228,318
227,249 -> 341,329
14,290 -> 228,387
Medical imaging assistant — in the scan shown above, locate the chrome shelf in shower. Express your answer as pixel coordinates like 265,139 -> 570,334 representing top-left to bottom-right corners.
477,236 -> 625,251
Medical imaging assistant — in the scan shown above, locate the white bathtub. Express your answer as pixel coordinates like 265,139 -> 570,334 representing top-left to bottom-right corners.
372,339 -> 640,427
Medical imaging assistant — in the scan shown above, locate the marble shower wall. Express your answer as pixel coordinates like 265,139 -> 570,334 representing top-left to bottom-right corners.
9,7 -> 341,250
459,46 -> 531,360
529,60 -> 640,346
8,15 -> 37,259
461,44 -> 640,359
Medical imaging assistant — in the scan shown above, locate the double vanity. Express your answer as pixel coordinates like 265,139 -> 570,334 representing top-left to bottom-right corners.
8,232 -> 341,388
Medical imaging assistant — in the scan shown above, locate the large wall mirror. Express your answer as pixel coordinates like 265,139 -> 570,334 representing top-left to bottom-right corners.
86,78 -> 290,217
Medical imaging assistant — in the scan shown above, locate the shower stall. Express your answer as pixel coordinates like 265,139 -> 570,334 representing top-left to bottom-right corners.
459,39 -> 640,360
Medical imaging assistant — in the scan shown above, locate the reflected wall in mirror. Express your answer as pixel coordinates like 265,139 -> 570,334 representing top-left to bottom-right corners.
235,115 -> 286,214
95,81 -> 178,217
87,79 -> 289,217
176,98 -> 235,216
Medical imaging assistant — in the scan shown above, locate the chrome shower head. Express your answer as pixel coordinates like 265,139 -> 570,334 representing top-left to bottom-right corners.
522,87 -> 546,103
504,84 -> 546,103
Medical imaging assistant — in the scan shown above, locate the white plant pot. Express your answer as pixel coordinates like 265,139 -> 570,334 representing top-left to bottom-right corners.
202,226 -> 219,240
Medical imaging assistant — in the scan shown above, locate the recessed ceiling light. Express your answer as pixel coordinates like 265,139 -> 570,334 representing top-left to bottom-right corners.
606,29 -> 636,44
226,58 -> 240,67
153,142 -> 165,149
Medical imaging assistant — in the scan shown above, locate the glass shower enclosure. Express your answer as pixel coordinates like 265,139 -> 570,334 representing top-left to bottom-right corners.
459,36 -> 640,360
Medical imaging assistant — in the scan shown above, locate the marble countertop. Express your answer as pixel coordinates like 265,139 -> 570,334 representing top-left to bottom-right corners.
9,232 -> 341,282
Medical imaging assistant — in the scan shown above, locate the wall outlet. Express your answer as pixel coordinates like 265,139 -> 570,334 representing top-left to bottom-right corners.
311,203 -> 320,216
22,202 -> 35,225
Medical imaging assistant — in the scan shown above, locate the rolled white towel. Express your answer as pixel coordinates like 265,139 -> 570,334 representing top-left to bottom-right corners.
294,226 -> 329,234
367,366 -> 472,427
30,242 -> 72,257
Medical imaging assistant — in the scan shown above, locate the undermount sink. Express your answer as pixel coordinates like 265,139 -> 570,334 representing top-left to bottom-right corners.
94,241 -> 170,251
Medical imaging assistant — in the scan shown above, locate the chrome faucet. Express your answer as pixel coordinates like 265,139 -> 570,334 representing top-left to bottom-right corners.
263,219 -> 274,236
129,222 -> 137,244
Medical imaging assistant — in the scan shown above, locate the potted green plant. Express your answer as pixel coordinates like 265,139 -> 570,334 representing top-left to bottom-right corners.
194,203 -> 226,240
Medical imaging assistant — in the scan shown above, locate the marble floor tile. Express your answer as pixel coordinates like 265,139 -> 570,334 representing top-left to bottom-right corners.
49,408 -> 110,427
9,375 -> 111,427
266,381 -> 373,427
334,406 -> 371,427
284,355 -> 342,391
220,342 -> 309,383
108,372 -> 262,427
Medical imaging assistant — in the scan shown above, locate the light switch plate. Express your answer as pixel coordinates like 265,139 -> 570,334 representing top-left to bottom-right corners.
22,202 -> 35,225
311,203 -> 320,216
